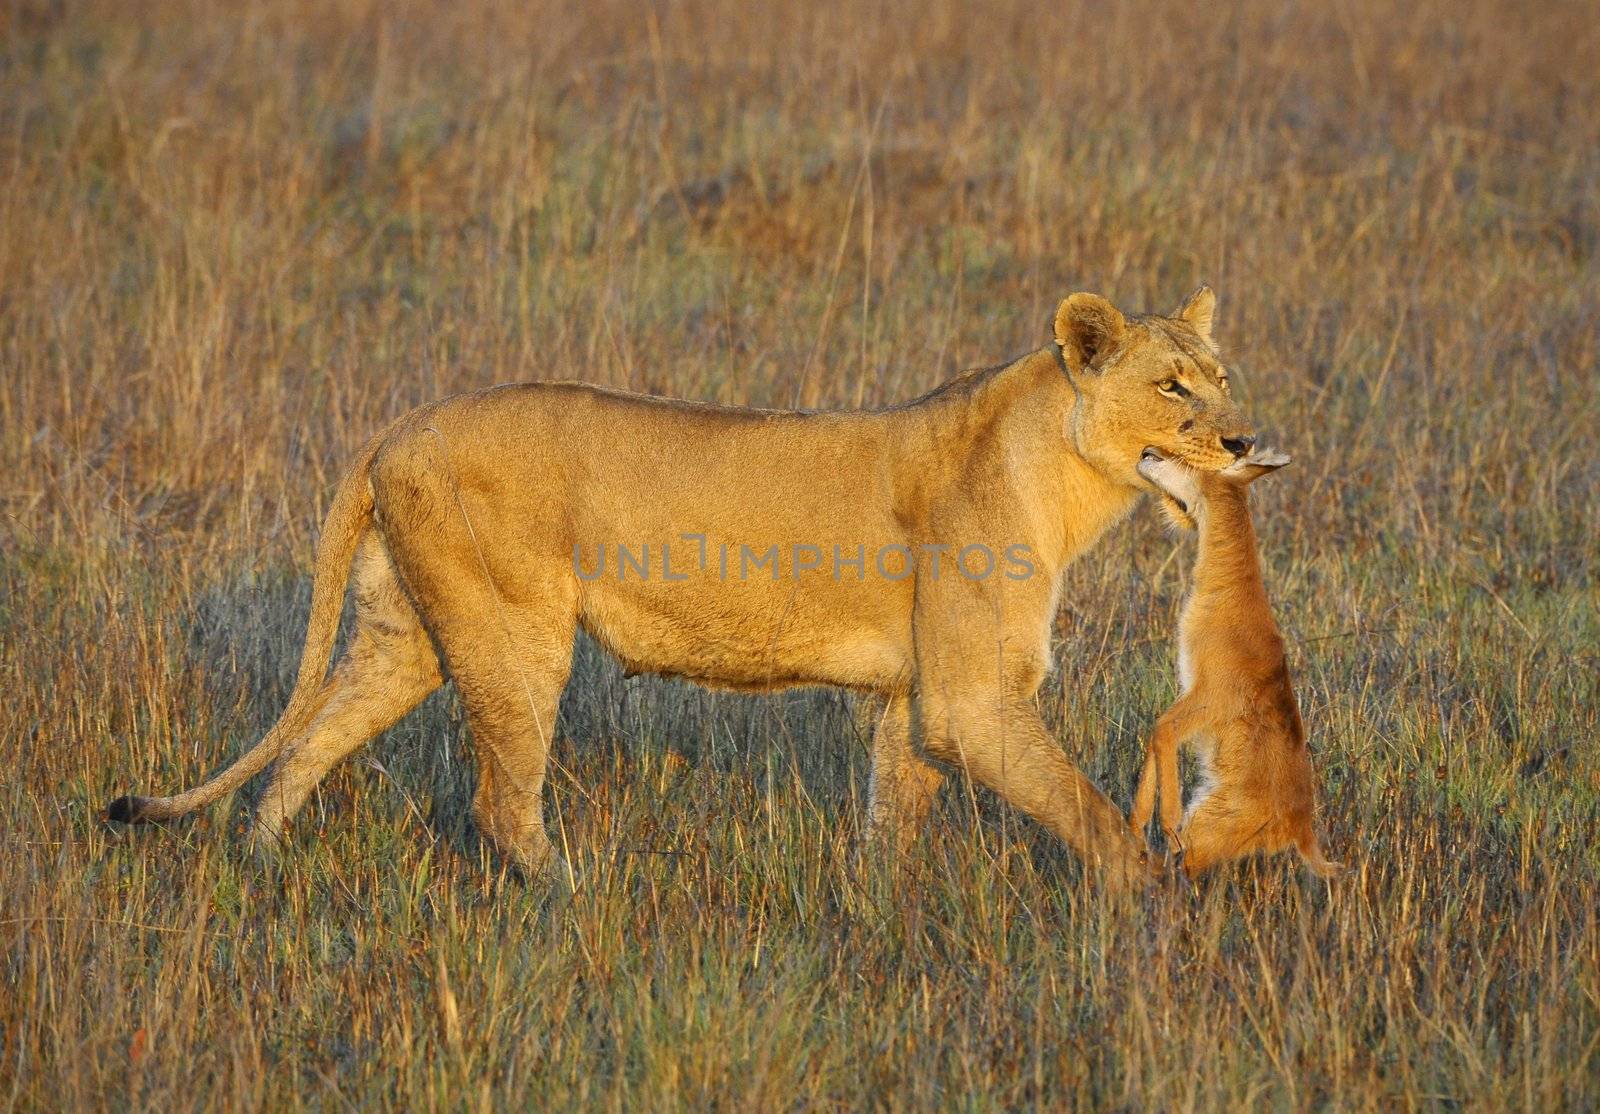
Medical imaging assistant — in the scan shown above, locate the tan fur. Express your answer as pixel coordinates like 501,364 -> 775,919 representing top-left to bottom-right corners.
1129,449 -> 1340,880
107,288 -> 1257,892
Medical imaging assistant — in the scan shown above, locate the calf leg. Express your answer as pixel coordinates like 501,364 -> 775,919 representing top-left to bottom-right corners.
1130,699 -> 1200,851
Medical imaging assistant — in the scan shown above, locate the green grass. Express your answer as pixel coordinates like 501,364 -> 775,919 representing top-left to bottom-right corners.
2,0 -> 1598,1107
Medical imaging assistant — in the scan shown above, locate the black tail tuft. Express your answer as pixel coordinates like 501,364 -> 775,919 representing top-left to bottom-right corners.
106,795 -> 146,824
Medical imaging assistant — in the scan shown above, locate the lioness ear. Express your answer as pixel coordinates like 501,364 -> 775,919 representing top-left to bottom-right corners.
1053,293 -> 1127,374
1174,285 -> 1217,345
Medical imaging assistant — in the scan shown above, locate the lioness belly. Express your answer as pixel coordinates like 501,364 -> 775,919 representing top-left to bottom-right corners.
578,573 -> 913,691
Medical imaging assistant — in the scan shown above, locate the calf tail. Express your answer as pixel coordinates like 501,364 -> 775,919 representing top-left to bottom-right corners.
1297,832 -> 1342,879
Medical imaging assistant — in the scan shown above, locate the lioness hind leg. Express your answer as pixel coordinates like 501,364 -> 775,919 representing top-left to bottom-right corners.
865,692 -> 945,854
410,577 -> 576,880
454,630 -> 573,881
254,534 -> 443,844
365,441 -> 579,880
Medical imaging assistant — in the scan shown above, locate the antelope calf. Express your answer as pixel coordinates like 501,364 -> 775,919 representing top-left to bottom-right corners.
1130,447 -> 1339,879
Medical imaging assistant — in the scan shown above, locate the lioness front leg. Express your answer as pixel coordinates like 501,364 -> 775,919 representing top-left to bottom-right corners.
865,692 -> 945,854
921,693 -> 1154,891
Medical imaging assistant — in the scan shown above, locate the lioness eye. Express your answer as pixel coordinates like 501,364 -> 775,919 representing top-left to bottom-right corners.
1157,379 -> 1188,398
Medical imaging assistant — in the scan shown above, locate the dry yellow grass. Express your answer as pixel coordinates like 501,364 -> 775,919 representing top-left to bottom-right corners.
2,0 -> 1598,1106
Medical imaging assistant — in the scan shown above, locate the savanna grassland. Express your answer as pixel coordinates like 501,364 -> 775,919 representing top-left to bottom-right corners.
3,0 -> 1598,1107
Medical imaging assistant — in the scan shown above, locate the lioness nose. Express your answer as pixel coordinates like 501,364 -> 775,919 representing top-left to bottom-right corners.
1221,434 -> 1255,458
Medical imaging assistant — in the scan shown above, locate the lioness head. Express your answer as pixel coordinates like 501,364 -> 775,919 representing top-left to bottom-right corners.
1054,286 -> 1255,527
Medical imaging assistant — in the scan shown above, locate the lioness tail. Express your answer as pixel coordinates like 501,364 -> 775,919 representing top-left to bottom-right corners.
106,433 -> 385,825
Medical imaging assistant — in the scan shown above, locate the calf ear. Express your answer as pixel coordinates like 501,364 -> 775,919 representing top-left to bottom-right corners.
1220,448 -> 1291,484
1053,293 -> 1127,374
1174,285 -> 1217,346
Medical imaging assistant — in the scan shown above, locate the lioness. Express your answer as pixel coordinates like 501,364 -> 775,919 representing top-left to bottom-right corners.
107,287 -> 1257,891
